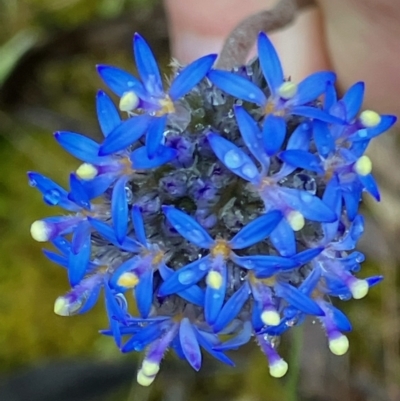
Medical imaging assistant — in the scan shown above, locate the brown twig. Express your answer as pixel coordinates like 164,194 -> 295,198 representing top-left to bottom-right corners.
215,0 -> 315,70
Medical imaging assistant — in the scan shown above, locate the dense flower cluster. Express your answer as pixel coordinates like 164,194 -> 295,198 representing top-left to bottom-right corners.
29,32 -> 396,385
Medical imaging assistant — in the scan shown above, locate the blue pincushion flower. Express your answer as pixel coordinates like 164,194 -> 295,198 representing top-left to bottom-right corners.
28,31 -> 395,385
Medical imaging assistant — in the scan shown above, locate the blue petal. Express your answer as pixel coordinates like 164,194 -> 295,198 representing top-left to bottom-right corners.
234,105 -> 269,167
262,115 -> 286,156
207,70 -> 266,106
158,256 -> 210,296
323,81 -> 337,111
298,266 -> 321,295
130,145 -> 177,169
135,270 -> 154,318
162,206 -> 214,248
292,247 -> 323,265
96,65 -> 146,98
54,132 -> 105,164
275,282 -> 324,316
257,32 -> 283,95
366,275 -> 383,288
179,318 -> 202,371
145,115 -> 167,158
205,260 -> 227,325
270,219 -> 296,257
68,174 -> 91,210
133,33 -> 163,95
214,321 -> 252,351
213,282 -> 250,332
232,253 -> 297,271
229,210 -> 282,249
79,283 -> 102,314
169,54 -> 217,101
280,187 -> 337,222
112,176 -> 129,244
131,205 -> 147,246
70,219 -> 91,254
341,82 -> 364,121
88,218 -> 141,252
96,90 -> 121,137
359,174 -> 380,201
79,175 -> 116,199
28,172 -> 78,212
52,236 -> 71,254
278,149 -> 323,173
195,329 -> 235,366
334,215 -> 364,251
207,133 -> 260,183
99,114 -> 151,155
295,71 -> 336,105
313,120 -> 335,157
43,249 -> 68,268
331,306 -> 352,332
158,263 -> 204,307
122,321 -> 165,352
291,106 -> 344,124
286,121 -> 312,151
68,225 -> 91,286
342,187 -> 361,221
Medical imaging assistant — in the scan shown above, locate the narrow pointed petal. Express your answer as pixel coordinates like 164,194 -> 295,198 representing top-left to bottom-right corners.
295,71 -> 336,104
180,318 -> 202,371
133,33 -> 163,95
79,175 -> 116,199
280,187 -> 337,222
270,219 -> 296,257
342,186 -> 361,221
331,306 -> 352,332
279,149 -> 323,173
291,106 -> 344,124
96,65 -> 145,97
359,174 -> 380,201
324,81 -> 337,111
112,176 -> 129,244
195,329 -> 235,366
158,256 -> 210,296
234,105 -> 269,167
366,275 -> 383,288
54,132 -> 103,164
70,219 -> 91,254
88,218 -> 141,252
322,176 -> 341,241
341,82 -> 364,121
162,206 -> 214,248
130,145 -> 177,169
313,120 -> 335,157
79,284 -> 102,314
68,225 -> 91,286
286,121 -> 312,151
275,282 -> 324,316
213,282 -> 250,332
169,54 -> 217,100
292,247 -> 323,265
135,270 -> 154,318
145,115 -> 167,158
205,260 -> 227,325
207,70 -> 266,106
99,114 -> 151,155
96,90 -> 121,137
263,115 -> 286,156
43,249 -> 68,268
214,321 -> 252,351
68,174 -> 91,210
299,266 -> 321,295
232,253 -> 297,271
131,206 -> 147,246
122,322 -> 163,352
229,210 -> 282,249
207,133 -> 260,183
257,32 -> 284,95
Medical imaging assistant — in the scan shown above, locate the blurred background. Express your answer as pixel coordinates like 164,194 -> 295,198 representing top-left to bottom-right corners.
0,1 -> 398,400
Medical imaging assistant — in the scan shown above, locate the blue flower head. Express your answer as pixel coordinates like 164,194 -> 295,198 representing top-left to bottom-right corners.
28,31 -> 395,385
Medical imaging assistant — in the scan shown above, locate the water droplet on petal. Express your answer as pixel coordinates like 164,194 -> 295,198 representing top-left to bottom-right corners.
44,189 -> 61,206
224,149 -> 244,168
299,191 -> 313,203
242,163 -> 258,179
199,263 -> 208,271
178,270 -> 195,285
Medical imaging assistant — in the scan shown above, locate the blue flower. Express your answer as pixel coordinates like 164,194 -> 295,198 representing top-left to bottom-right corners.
159,206 -> 283,325
208,32 -> 340,125
97,33 -> 217,157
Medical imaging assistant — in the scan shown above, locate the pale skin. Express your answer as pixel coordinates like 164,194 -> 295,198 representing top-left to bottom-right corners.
164,0 -> 400,116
